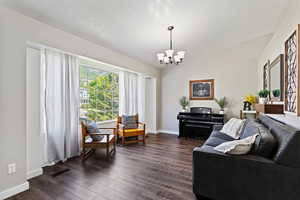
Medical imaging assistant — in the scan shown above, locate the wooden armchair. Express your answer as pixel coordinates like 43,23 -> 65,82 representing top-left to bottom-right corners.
117,115 -> 146,145
81,121 -> 116,161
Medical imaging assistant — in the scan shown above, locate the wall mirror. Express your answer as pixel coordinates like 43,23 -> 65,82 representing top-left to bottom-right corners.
269,54 -> 284,101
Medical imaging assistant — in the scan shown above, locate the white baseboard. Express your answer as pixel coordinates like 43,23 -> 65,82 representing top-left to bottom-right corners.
0,181 -> 29,200
147,130 -> 159,134
27,168 -> 43,180
157,129 -> 179,135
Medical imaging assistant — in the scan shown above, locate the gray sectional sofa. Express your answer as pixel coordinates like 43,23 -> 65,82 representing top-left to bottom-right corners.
193,114 -> 300,200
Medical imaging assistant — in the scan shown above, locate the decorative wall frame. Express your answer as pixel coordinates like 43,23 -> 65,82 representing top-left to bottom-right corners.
263,61 -> 270,90
284,27 -> 300,116
189,79 -> 214,100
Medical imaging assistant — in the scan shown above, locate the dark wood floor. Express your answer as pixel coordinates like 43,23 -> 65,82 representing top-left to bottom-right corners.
8,133 -> 204,200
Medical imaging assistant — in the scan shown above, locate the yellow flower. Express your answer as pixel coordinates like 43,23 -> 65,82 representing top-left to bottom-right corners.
244,94 -> 256,104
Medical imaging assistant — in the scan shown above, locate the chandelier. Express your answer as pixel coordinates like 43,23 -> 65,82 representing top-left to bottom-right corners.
157,26 -> 185,65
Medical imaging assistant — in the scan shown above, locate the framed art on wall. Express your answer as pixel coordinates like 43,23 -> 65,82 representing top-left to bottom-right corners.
263,61 -> 269,90
189,79 -> 214,100
284,28 -> 300,116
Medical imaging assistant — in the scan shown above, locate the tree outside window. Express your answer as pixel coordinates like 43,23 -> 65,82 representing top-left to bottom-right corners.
80,66 -> 119,122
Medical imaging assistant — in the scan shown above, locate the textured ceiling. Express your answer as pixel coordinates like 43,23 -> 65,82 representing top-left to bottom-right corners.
0,0 -> 289,68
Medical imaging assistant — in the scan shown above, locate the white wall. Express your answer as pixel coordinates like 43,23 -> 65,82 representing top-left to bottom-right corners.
258,0 -> 300,84
0,5 -> 159,195
26,47 -> 43,180
257,0 -> 300,127
159,35 -> 271,133
145,78 -> 157,133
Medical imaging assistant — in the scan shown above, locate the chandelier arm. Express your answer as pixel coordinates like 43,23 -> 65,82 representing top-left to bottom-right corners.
170,28 -> 173,50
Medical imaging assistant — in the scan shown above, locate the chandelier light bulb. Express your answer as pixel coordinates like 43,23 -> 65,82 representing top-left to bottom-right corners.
177,51 -> 185,59
174,55 -> 181,64
163,56 -> 169,64
157,53 -> 164,62
165,49 -> 174,58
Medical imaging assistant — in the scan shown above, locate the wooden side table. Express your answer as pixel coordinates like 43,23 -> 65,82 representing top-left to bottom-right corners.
240,110 -> 257,119
254,104 -> 284,114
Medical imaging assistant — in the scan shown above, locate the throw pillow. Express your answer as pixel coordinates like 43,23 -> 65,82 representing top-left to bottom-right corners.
220,118 -> 245,139
122,115 -> 138,129
87,122 -> 99,134
250,124 -> 277,158
240,119 -> 259,139
87,122 -> 104,141
214,134 -> 258,155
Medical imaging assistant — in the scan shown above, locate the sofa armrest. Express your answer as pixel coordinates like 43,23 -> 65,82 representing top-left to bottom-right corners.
193,145 -> 300,200
213,125 -> 223,131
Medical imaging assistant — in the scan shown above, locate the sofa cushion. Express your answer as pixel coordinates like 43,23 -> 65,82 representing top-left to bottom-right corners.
204,131 -> 235,147
251,124 -> 277,158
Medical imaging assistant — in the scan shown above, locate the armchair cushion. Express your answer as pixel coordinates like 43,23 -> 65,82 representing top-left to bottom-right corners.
122,128 -> 144,133
85,135 -> 93,143
90,134 -> 104,141
122,115 -> 138,129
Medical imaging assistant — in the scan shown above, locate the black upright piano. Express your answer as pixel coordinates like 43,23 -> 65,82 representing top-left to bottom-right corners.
177,107 -> 224,138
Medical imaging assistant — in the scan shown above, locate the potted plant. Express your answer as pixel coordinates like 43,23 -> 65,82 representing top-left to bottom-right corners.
258,89 -> 269,104
272,89 -> 281,102
214,97 -> 228,114
179,96 -> 189,112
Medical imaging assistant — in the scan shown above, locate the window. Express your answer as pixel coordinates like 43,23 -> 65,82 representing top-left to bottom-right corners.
80,65 -> 119,122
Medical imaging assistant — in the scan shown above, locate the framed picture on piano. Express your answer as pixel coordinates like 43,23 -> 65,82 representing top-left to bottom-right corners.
189,79 -> 214,100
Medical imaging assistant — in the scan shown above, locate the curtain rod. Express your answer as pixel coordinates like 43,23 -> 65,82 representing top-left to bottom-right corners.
26,41 -> 154,78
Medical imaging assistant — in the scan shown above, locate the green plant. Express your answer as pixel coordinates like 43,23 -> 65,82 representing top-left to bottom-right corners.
179,96 -> 189,110
258,89 -> 270,98
272,89 -> 281,98
214,97 -> 228,110
80,68 -> 119,122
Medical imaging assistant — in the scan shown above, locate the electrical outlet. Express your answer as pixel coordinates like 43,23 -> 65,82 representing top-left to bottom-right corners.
8,163 -> 16,174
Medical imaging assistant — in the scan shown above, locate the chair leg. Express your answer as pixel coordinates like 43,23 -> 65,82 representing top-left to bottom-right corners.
143,132 -> 146,145
113,139 -> 116,152
81,147 -> 86,160
82,148 -> 95,161
82,147 -> 86,156
106,143 -> 109,160
117,134 -> 120,144
122,136 -> 125,146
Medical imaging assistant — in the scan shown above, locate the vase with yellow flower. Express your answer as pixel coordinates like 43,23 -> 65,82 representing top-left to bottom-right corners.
244,94 -> 257,110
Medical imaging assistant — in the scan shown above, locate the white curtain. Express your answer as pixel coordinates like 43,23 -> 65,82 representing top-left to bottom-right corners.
40,49 -> 80,165
119,71 -> 138,115
119,71 -> 147,122
137,75 -> 146,123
